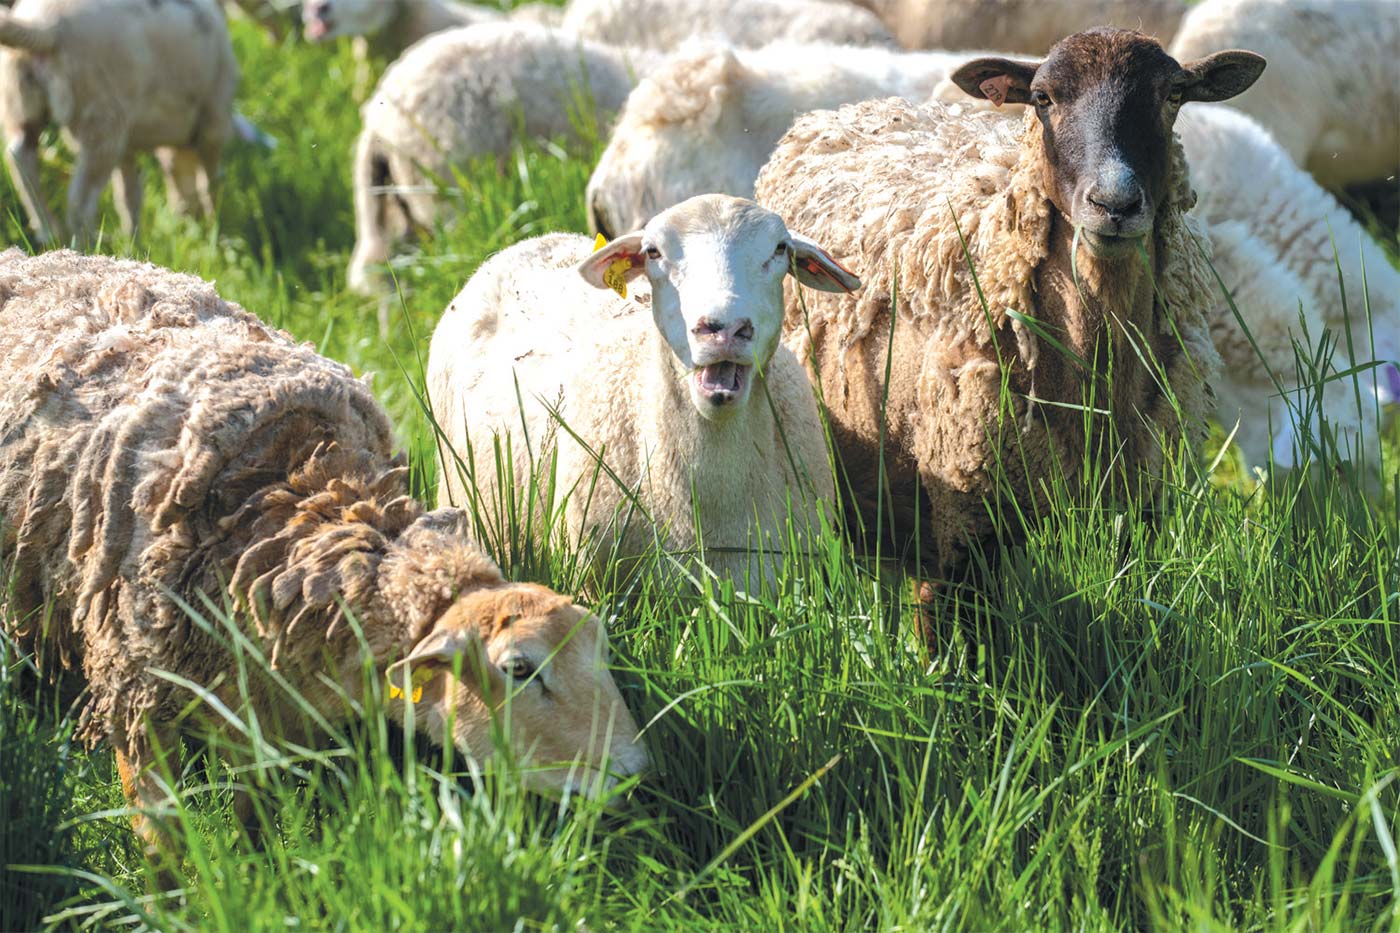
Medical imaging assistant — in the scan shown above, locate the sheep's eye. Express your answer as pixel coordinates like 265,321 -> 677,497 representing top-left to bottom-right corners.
502,657 -> 537,681
644,245 -> 662,260
773,241 -> 788,257
1031,90 -> 1052,108
1167,88 -> 1184,105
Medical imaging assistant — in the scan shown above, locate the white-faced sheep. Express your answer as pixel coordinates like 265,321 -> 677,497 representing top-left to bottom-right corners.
586,41 -> 1008,238
853,0 -> 1185,54
0,249 -> 647,871
560,0 -> 895,52
755,29 -> 1264,572
348,22 -> 659,305
0,0 -> 238,244
1174,104 -> 1399,467
302,0 -> 561,58
427,195 -> 856,588
1169,0 -> 1399,189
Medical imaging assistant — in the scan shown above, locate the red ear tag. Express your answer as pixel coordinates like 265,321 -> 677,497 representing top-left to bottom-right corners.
803,258 -> 822,275
980,75 -> 1012,108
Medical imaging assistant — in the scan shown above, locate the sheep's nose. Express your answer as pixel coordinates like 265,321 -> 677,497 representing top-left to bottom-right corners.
693,318 -> 754,342
1085,166 -> 1143,218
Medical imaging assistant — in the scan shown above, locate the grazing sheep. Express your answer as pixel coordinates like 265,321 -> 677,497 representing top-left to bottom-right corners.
561,0 -> 895,52
755,29 -> 1263,572
348,22 -> 658,305
427,195 -> 856,588
302,0 -> 561,58
0,249 -> 648,868
0,0 -> 238,244
586,41 -> 1008,238
1169,0 -> 1400,189
227,0 -> 301,40
853,0 -> 1184,54
1175,104 -> 1399,467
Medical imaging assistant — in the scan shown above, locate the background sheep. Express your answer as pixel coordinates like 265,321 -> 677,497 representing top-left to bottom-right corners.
0,0 -> 238,244
852,0 -> 1185,53
1176,104 -> 1399,467
302,0 -> 561,58
427,195 -> 855,588
0,249 -> 647,868
560,0 -> 895,52
586,41 -> 1008,237
755,30 -> 1263,572
1169,0 -> 1400,189
227,0 -> 301,40
348,22 -> 658,305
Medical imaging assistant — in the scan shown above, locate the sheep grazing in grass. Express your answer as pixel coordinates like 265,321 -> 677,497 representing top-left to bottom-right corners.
427,195 -> 856,588
0,0 -> 238,244
1170,0 -> 1399,189
755,29 -> 1264,572
348,22 -> 658,306
586,41 -> 1004,238
0,249 -> 648,871
853,0 -> 1185,54
560,0 -> 895,53
301,0 -> 561,58
1175,105 -> 1399,467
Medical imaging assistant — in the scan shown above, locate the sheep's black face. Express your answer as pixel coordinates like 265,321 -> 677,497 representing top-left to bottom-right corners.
951,29 -> 1266,258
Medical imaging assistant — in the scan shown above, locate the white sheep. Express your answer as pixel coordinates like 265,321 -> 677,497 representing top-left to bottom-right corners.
560,0 -> 895,52
755,29 -> 1264,572
585,41 -> 1006,237
302,0 -> 562,58
0,0 -> 238,243
854,0 -> 1185,53
0,248 -> 647,874
1169,0 -> 1400,189
1175,104 -> 1399,467
427,195 -> 856,588
347,22 -> 658,306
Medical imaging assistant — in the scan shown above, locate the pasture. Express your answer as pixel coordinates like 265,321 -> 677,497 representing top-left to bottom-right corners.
2,15 -> 1398,932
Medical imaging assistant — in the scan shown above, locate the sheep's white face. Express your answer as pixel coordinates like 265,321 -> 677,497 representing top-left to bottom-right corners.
302,0 -> 393,41
579,195 -> 861,423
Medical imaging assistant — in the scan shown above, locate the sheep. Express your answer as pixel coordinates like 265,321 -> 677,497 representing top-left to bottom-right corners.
1173,104 -> 1399,467
852,0 -> 1185,54
301,0 -> 561,58
0,0 -> 238,245
227,0 -> 301,40
347,22 -> 659,306
560,0 -> 895,53
0,249 -> 648,872
754,28 -> 1264,573
426,195 -> 856,589
1169,0 -> 1400,189
585,41 -> 1010,238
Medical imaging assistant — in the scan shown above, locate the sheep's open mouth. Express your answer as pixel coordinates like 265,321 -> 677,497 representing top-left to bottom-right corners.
695,362 -> 751,404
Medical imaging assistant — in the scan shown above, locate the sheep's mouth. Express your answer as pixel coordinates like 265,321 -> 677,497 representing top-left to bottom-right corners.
694,361 -> 751,405
304,15 -> 332,41
1080,229 -> 1147,258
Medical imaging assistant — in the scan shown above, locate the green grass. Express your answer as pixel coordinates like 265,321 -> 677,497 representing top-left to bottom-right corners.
3,21 -> 1399,932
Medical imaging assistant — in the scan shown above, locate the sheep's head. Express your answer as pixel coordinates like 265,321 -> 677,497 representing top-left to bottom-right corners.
302,0 -> 394,42
951,28 -> 1264,258
578,195 -> 858,421
586,49 -> 767,239
386,583 -> 648,800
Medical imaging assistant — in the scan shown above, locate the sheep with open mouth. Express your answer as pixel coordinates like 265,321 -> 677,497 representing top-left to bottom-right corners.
427,194 -> 857,589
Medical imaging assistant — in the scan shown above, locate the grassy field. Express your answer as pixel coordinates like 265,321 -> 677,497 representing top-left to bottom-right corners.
3,19 -> 1399,932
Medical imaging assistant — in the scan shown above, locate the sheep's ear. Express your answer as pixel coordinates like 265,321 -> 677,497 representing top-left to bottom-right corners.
387,626 -> 499,698
1178,50 -> 1266,103
789,233 -> 861,294
578,232 -> 647,294
950,57 -> 1039,107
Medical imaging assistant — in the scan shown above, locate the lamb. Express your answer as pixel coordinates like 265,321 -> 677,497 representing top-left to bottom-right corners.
1169,0 -> 1400,189
852,0 -> 1185,54
0,0 -> 239,244
559,0 -> 895,53
0,249 -> 647,871
426,195 -> 856,588
347,22 -> 658,304
586,41 -> 1009,238
754,29 -> 1264,572
1174,104 -> 1399,467
301,0 -> 562,58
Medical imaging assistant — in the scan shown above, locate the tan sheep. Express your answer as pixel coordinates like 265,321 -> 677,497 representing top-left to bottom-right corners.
854,0 -> 1185,54
0,249 -> 647,873
560,0 -> 895,52
0,0 -> 239,244
755,29 -> 1263,572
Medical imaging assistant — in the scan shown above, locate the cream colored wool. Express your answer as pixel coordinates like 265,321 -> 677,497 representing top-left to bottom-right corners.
855,0 -> 1184,54
562,0 -> 895,52
756,98 -> 1220,571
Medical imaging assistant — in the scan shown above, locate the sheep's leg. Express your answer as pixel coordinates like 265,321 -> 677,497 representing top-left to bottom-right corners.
155,147 -> 199,217
347,133 -> 394,296
114,728 -> 183,889
3,126 -> 60,245
110,157 -> 144,240
65,142 -> 123,246
193,140 -> 222,219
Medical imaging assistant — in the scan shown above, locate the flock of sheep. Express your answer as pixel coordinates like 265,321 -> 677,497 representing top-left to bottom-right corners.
1,0 -> 1398,876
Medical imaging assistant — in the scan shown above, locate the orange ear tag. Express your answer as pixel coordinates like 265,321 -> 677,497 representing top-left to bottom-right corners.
980,75 -> 1013,108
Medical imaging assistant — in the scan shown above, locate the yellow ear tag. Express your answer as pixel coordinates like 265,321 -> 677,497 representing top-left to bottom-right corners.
593,232 -> 632,298
593,232 -> 608,251
387,666 -> 435,703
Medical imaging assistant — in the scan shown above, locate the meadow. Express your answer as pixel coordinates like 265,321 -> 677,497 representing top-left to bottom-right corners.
2,16 -> 1398,931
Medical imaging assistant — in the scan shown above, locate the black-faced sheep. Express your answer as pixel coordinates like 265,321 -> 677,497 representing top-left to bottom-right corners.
0,249 -> 647,870
755,28 -> 1264,572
